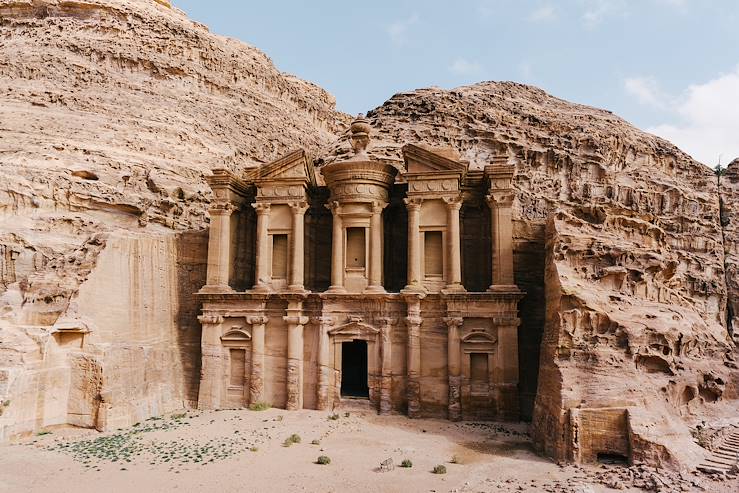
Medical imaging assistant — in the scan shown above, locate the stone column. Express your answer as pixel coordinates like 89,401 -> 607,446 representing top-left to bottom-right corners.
203,203 -> 235,292
443,196 -> 464,292
284,300 -> 308,410
315,316 -> 334,411
252,202 -> 271,291
444,316 -> 463,421
487,192 -> 515,289
197,313 -> 224,409
405,298 -> 422,418
366,201 -> 386,293
497,323 -> 520,420
378,317 -> 395,415
247,315 -> 268,406
326,201 -> 345,293
288,201 -> 308,292
403,198 -> 423,292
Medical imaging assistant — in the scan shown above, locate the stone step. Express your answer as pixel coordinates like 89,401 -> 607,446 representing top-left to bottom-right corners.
705,457 -> 736,467
714,451 -> 738,460
698,464 -> 729,474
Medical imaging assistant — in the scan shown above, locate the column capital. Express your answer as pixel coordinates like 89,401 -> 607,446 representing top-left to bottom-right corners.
284,315 -> 310,326
405,315 -> 423,328
403,197 -> 423,210
198,313 -> 223,325
246,315 -> 269,326
371,200 -> 388,214
486,192 -> 514,208
288,201 -> 309,214
209,201 -> 238,215
325,200 -> 342,213
312,315 -> 335,327
252,201 -> 272,214
442,195 -> 463,210
443,316 -> 464,329
377,317 -> 397,327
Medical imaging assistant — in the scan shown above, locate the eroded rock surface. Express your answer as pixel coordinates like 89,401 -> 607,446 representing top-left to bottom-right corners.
323,83 -> 739,468
0,0 -> 344,439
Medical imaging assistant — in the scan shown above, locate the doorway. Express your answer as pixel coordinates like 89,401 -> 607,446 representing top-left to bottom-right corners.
341,340 -> 369,398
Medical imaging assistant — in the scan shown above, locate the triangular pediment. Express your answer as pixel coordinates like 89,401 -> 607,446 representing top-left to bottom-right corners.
252,149 -> 316,185
402,144 -> 468,176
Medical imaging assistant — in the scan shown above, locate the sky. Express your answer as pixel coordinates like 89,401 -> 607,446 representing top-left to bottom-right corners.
172,0 -> 739,166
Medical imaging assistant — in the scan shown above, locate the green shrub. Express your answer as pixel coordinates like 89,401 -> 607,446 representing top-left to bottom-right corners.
249,447 -> 259,452
432,464 -> 446,474
311,439 -> 320,445
400,459 -> 413,468
249,402 -> 270,411
327,413 -> 339,420
316,455 -> 331,465
37,430 -> 52,436
288,434 -> 301,444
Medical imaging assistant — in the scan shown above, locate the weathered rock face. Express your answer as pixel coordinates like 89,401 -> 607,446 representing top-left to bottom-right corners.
721,158 -> 739,341
0,0 -> 343,439
323,83 -> 738,468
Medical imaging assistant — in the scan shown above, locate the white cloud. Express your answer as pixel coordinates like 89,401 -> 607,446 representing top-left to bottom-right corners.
624,76 -> 668,108
644,67 -> 739,165
386,14 -> 419,46
528,5 -> 557,22
449,58 -> 483,76
579,0 -> 627,29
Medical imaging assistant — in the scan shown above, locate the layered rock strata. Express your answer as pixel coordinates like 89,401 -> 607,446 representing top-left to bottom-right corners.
0,0 -> 343,439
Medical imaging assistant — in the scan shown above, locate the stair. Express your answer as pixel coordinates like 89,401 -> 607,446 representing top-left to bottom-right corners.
698,430 -> 739,474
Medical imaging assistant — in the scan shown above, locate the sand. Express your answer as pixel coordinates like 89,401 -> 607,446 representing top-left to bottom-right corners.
0,406 -> 735,493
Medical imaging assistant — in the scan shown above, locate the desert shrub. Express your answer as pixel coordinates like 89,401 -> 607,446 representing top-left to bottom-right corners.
316,455 -> 331,465
432,464 -> 446,474
450,455 -> 460,464
311,439 -> 320,445
248,402 -> 270,411
400,459 -> 413,468
327,413 -> 340,420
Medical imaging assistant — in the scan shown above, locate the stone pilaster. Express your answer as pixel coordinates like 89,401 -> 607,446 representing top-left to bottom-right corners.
202,203 -> 236,293
284,300 -> 308,410
444,316 -> 464,421
326,201 -> 345,293
288,201 -> 308,292
315,316 -> 334,411
443,196 -> 465,292
197,313 -> 224,409
485,163 -> 516,290
252,202 -> 271,291
403,198 -> 424,293
378,317 -> 395,415
405,298 -> 422,418
247,315 -> 268,406
366,201 -> 387,293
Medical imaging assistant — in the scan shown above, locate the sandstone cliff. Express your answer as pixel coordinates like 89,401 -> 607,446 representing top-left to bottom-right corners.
0,0 -> 344,439
324,83 -> 739,468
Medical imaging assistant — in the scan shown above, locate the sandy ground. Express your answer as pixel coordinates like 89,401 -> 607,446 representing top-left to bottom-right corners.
0,406 -> 736,493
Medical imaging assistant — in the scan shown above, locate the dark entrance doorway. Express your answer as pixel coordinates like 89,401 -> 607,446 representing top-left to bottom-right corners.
341,340 -> 369,398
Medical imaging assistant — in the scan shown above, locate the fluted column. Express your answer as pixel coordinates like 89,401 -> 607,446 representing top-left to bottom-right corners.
247,315 -> 268,406
197,313 -> 224,409
443,196 -> 464,292
315,316 -> 334,411
405,298 -> 422,418
366,201 -> 386,293
444,316 -> 463,421
203,203 -> 236,292
487,193 -> 515,289
288,201 -> 308,292
378,317 -> 395,415
285,300 -> 308,410
403,198 -> 423,292
326,201 -> 345,293
252,202 -> 271,291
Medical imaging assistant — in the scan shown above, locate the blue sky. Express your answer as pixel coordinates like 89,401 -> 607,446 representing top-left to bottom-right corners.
173,0 -> 739,166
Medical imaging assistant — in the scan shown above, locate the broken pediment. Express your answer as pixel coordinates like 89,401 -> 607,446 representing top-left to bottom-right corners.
251,149 -> 316,186
402,144 -> 468,177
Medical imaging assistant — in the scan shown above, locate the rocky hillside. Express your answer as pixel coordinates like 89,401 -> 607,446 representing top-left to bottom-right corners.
324,83 -> 739,468
0,0 -> 344,439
